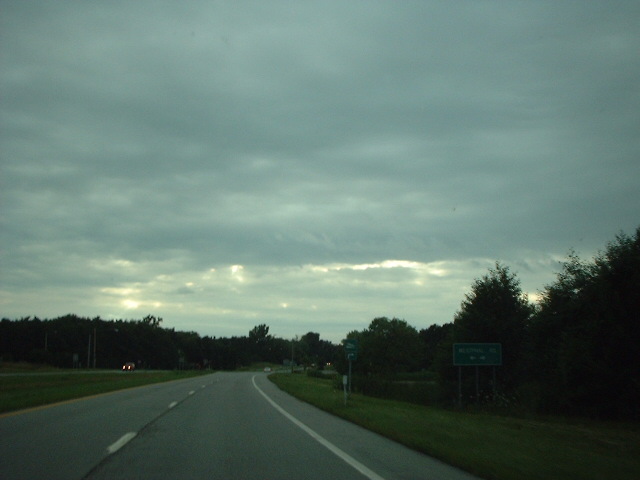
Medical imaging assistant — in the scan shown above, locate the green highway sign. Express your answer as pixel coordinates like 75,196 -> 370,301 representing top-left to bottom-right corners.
453,343 -> 502,366
343,339 -> 358,360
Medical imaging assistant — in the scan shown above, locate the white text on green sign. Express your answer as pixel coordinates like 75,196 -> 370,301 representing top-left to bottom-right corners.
453,343 -> 502,366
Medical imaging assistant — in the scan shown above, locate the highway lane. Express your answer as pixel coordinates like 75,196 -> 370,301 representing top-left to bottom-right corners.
0,373 -> 217,480
1,371 -> 482,480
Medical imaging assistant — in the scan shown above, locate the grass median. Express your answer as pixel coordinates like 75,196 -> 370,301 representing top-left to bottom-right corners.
269,372 -> 640,480
0,368 -> 212,414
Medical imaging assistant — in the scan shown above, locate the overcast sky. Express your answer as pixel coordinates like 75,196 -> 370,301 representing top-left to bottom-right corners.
1,1 -> 638,343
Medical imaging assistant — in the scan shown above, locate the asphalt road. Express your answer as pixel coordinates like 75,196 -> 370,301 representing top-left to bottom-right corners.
0,371 -> 482,480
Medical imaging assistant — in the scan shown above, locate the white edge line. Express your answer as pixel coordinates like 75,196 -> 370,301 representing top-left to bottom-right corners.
168,401 -> 178,409
107,432 -> 137,454
251,375 -> 386,480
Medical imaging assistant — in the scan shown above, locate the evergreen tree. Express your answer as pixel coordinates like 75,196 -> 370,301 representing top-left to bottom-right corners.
532,228 -> 640,419
452,263 -> 533,392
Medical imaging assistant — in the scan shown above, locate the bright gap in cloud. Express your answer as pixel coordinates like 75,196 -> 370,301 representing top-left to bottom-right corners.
122,299 -> 139,309
306,259 -> 449,277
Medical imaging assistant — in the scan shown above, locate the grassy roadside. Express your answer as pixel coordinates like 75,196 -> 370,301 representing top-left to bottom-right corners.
269,373 -> 640,480
0,368 -> 212,414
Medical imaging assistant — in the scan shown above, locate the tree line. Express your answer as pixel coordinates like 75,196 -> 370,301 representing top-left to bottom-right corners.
0,316 -> 339,372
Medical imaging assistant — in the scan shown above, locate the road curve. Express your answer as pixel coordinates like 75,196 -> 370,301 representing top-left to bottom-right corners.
0,371 -> 482,480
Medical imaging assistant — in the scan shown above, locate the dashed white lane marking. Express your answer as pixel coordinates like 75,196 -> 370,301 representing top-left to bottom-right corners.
251,375 -> 386,480
106,386 -> 204,456
107,432 -> 137,454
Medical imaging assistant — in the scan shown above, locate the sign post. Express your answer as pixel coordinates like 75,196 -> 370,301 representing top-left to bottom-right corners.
453,343 -> 502,405
343,339 -> 358,395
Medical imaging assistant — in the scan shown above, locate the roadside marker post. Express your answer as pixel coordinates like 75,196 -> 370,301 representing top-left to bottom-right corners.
342,375 -> 348,406
343,339 -> 358,397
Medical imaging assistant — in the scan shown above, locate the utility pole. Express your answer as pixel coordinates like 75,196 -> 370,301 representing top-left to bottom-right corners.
87,334 -> 91,369
93,327 -> 97,368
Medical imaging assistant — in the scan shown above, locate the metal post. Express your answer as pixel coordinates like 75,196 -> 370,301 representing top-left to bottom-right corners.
458,366 -> 462,407
493,366 -> 497,402
93,327 -> 97,368
348,359 -> 352,394
87,334 -> 91,369
475,366 -> 479,401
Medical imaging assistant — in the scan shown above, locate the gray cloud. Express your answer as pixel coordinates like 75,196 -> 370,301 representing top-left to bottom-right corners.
1,1 -> 639,341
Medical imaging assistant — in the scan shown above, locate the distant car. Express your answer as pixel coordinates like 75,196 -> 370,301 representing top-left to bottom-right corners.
263,367 -> 272,372
122,362 -> 135,371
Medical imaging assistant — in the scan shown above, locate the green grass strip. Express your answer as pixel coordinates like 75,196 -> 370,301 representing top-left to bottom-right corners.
0,370 -> 211,414
269,373 -> 640,480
